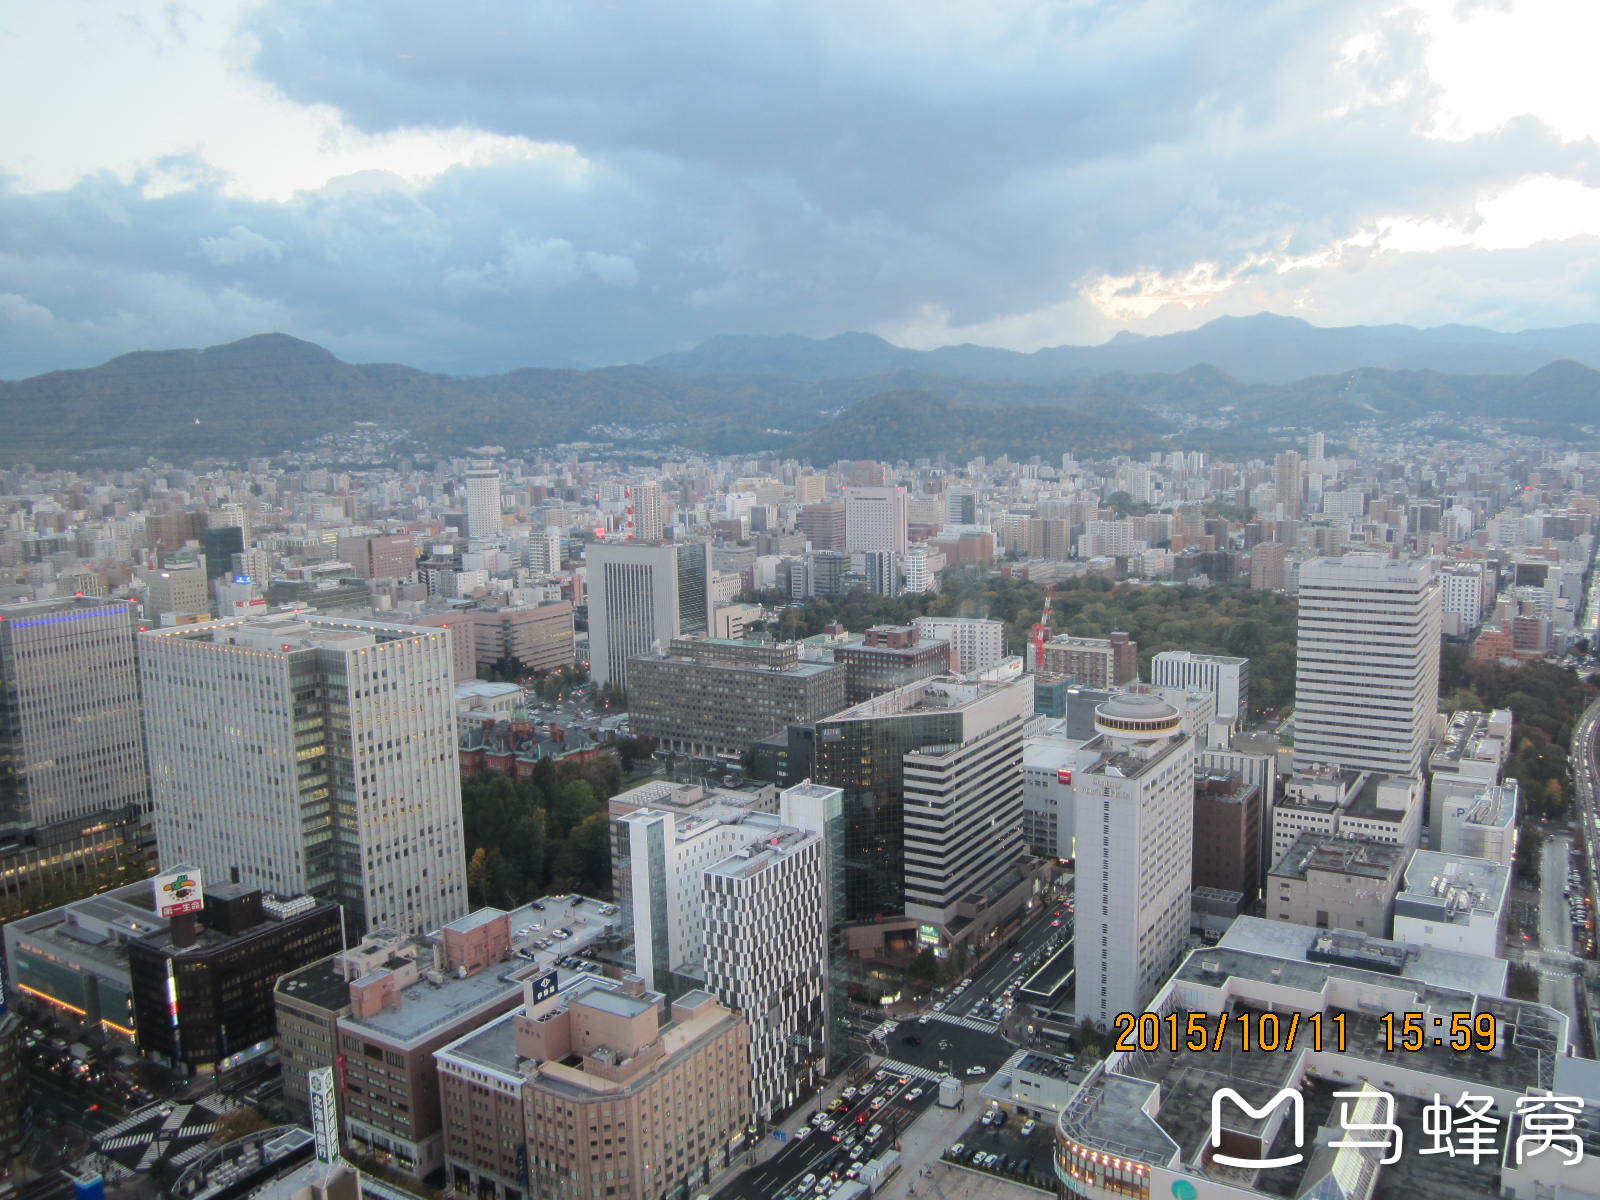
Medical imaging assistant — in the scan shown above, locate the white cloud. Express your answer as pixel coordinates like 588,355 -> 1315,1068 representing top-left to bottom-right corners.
200,225 -> 284,265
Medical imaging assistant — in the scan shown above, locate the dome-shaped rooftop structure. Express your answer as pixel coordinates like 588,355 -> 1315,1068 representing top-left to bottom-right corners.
1093,691 -> 1182,741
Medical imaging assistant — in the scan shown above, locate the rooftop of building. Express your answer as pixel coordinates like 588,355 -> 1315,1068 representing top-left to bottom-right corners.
275,955 -> 354,1013
1076,727 -> 1189,782
1429,708 -> 1513,771
1396,850 -> 1510,924
1151,649 -> 1248,665
1269,832 -> 1405,882
339,894 -> 619,1046
703,818 -> 819,880
1216,916 -> 1508,998
608,777 -> 776,816
1299,553 -> 1436,583
139,611 -> 446,652
820,673 -> 1023,722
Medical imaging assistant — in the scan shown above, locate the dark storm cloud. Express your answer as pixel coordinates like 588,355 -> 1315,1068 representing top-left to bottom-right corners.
4,0 -> 1600,377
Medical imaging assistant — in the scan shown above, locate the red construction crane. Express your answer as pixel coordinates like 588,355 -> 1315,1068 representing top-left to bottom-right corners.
1031,584 -> 1054,671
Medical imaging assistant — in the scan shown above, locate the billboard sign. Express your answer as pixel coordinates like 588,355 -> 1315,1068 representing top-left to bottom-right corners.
309,1067 -> 340,1164
154,869 -> 204,917
529,970 -> 558,1004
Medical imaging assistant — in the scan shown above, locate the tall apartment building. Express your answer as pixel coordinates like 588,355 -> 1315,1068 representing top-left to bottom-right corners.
1274,449 -> 1303,520
586,541 -> 712,691
619,803 -> 828,1118
0,596 -> 149,846
336,533 -> 416,580
139,613 -> 468,935
797,502 -> 847,551
844,486 -> 908,555
524,526 -> 564,574
437,978 -> 749,1200
1072,692 -> 1196,1026
464,463 -> 501,542
813,674 -> 1035,959
628,480 -> 665,542
629,637 -> 846,760
1040,631 -> 1138,688
912,616 -> 1005,674
1439,561 -> 1491,635
1293,555 -> 1441,776
1249,541 -> 1287,590
1150,650 -> 1249,722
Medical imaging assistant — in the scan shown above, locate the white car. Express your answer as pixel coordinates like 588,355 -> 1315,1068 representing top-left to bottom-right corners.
967,1065 -> 988,1077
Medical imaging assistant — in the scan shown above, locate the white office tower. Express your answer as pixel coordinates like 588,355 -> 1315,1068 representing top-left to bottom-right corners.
0,596 -> 148,837
619,805 -> 828,1119
1293,555 -> 1441,777
629,480 -> 665,543
464,463 -> 500,542
139,614 -> 468,935
1073,692 -> 1195,1026
1150,650 -> 1249,723
912,616 -> 1005,675
901,676 -> 1032,931
844,486 -> 908,554
585,541 -> 712,691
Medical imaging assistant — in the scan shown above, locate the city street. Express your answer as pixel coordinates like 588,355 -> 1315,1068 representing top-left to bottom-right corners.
941,895 -> 1072,1021
720,1070 -> 937,1200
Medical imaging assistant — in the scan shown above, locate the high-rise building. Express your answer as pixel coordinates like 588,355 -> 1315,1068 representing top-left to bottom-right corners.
139,613 -> 468,935
619,803 -> 827,1118
1249,541 -> 1287,591
944,488 -> 979,526
336,533 -> 416,580
1150,650 -> 1249,722
629,480 -> 665,542
201,525 -> 245,581
813,674 -> 1033,957
1274,450 -> 1303,520
0,596 -> 149,844
844,486 -> 908,555
585,541 -> 713,691
1293,555 -> 1441,776
464,463 -> 500,542
142,562 -> 210,623
797,502 -> 847,551
1073,692 -> 1195,1026
628,637 -> 846,760
912,617 -> 1005,675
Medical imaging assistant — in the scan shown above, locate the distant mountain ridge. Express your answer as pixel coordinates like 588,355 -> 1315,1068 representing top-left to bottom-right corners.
645,313 -> 1600,384
4,327 -> 1600,467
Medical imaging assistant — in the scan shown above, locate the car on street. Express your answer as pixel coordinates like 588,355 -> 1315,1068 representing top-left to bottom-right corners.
967,1065 -> 988,1076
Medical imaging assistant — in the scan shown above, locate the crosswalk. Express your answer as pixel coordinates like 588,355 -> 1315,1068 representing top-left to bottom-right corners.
874,1057 -> 944,1082
929,1013 -> 1000,1034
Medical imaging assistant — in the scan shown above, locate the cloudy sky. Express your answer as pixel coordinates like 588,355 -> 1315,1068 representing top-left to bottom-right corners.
3,0 -> 1599,378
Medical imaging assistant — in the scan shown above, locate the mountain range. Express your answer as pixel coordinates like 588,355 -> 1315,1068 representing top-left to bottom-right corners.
3,315 -> 1600,466
646,312 -> 1600,384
